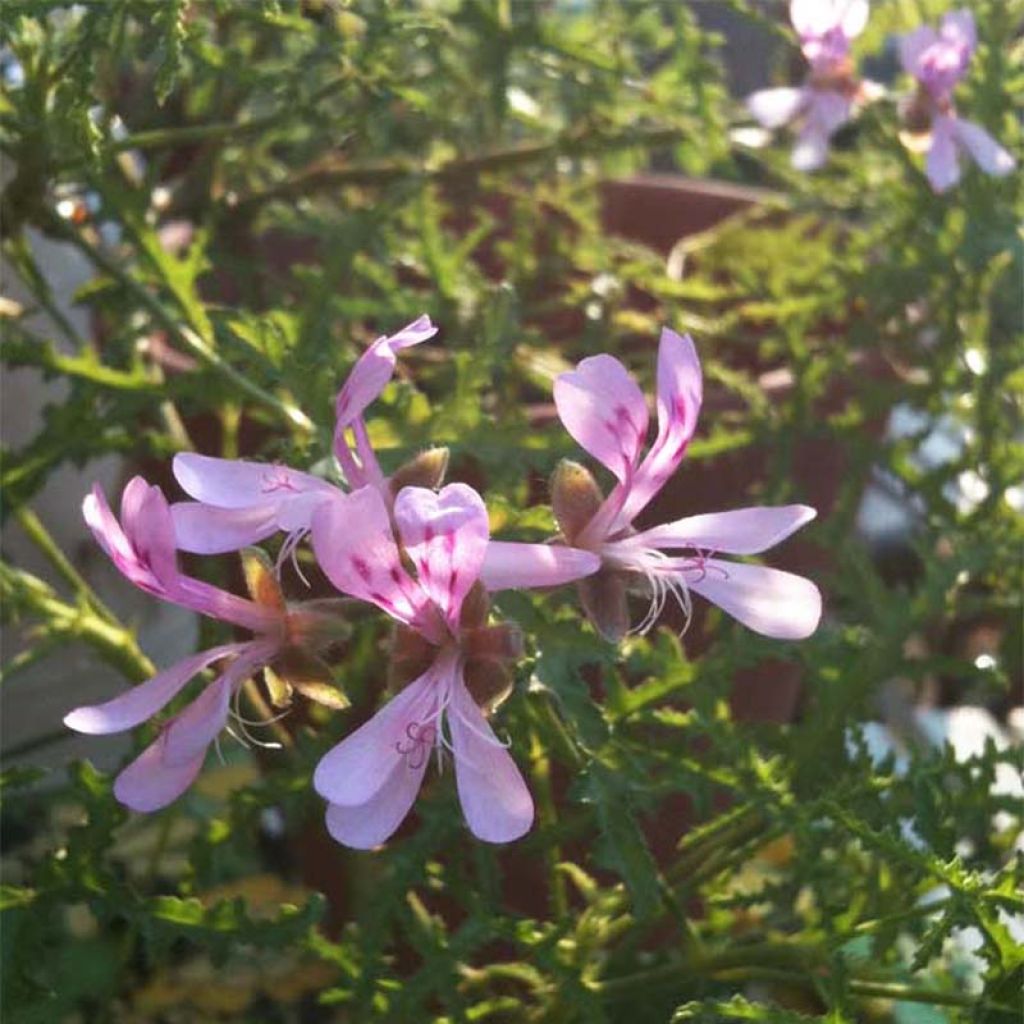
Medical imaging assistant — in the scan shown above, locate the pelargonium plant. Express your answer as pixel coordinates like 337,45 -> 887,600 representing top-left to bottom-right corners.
64,322 -> 819,847
746,0 -> 880,170
897,9 -> 1016,192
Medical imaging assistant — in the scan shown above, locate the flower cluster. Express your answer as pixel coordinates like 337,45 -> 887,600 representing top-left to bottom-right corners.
746,3 -> 1015,192
66,321 -> 821,848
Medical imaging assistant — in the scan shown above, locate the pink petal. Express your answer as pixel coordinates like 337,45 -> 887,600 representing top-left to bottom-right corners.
926,115 -> 961,192
311,488 -> 429,628
807,90 -> 852,138
162,645 -> 270,765
553,354 -> 649,485
162,675 -> 234,767
114,734 -> 206,812
792,123 -> 831,171
173,452 -> 330,509
480,542 -> 601,591
837,0 -> 868,39
449,680 -> 533,844
313,670 -> 438,807
171,502 -> 280,554
173,576 -> 279,633
899,25 -> 938,77
790,0 -> 842,36
791,0 -> 866,48
82,484 -> 140,578
119,478 -> 177,587
63,643 -> 245,735
83,480 -> 178,595
334,315 -> 437,429
630,505 -> 817,556
687,559 -> 822,640
323,754 -> 427,849
276,489 -> 336,531
617,328 -> 702,527
940,10 -> 976,55
954,119 -> 1016,177
747,87 -> 806,129
393,484 -> 489,629
792,91 -> 851,171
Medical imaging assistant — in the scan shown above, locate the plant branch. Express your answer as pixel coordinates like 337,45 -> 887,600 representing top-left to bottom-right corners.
228,124 -> 688,215
43,214 -> 314,435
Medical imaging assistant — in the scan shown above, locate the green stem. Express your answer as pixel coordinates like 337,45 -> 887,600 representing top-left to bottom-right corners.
14,506 -> 118,624
846,979 -> 988,1010
230,124 -> 688,215
1,564 -> 154,684
528,718 -> 568,920
106,74 -> 352,154
591,945 -> 987,1011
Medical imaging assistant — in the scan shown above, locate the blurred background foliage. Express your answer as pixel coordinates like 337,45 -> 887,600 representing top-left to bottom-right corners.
0,0 -> 1021,1021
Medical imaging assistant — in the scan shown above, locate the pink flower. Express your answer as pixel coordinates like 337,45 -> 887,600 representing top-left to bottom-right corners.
549,328 -> 822,643
332,314 -> 438,492
899,11 -> 1015,192
311,483 -> 538,848
746,0 -> 876,171
64,478 -> 338,811
170,315 -> 439,555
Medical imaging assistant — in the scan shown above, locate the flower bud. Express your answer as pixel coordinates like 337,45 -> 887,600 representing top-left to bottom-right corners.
551,459 -> 603,544
578,568 -> 630,643
241,547 -> 285,611
459,580 -> 491,630
388,624 -> 436,690
390,447 -> 450,494
267,648 -> 349,709
463,659 -> 514,715
462,623 -> 524,663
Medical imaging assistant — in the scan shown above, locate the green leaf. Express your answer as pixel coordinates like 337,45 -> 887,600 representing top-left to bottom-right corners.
585,763 -> 662,920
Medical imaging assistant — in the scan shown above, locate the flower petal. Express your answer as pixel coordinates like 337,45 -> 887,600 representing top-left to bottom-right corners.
163,646 -> 270,765
393,484 -> 489,629
899,25 -> 938,78
687,559 -> 822,640
480,542 -> 600,591
323,754 -> 427,850
554,354 -> 649,485
940,10 -> 976,55
791,0 -> 866,39
313,669 -> 438,807
630,505 -> 817,556
792,123 -> 831,171
954,119 -> 1016,177
64,643 -> 245,735
450,679 -> 533,843
311,487 -> 429,628
83,484 -> 144,583
131,481 -> 179,589
746,87 -> 806,129
334,315 -> 437,429
836,0 -> 868,39
926,115 -> 961,192
173,452 -> 330,509
806,90 -> 852,138
162,675 -> 234,767
82,480 -> 181,596
791,91 -> 851,171
171,502 -> 280,554
113,735 -> 206,813
617,328 -> 703,527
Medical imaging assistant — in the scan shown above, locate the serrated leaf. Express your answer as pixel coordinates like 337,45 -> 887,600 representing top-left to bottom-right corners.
586,763 -> 661,919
